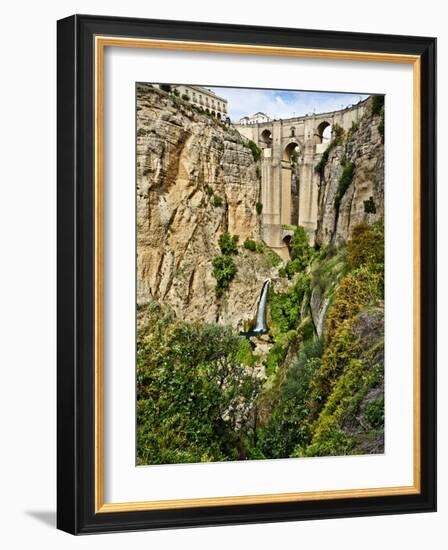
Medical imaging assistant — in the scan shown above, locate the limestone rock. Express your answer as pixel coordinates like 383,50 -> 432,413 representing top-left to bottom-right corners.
310,286 -> 330,338
136,84 -> 271,327
315,97 -> 384,246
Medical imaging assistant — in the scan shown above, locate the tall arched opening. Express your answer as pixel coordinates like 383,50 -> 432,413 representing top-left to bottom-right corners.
283,141 -> 300,162
282,142 -> 301,225
317,121 -> 332,144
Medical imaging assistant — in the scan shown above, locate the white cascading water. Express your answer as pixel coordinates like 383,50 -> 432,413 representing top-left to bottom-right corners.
253,279 -> 270,333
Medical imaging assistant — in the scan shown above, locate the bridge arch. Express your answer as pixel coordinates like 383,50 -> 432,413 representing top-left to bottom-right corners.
283,141 -> 301,162
282,229 -> 293,246
317,121 -> 332,143
261,129 -> 272,146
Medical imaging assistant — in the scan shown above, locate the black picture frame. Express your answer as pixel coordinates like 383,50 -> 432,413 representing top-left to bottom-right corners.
57,14 -> 436,535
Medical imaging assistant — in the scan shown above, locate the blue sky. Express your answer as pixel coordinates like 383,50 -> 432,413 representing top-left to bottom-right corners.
209,87 -> 368,122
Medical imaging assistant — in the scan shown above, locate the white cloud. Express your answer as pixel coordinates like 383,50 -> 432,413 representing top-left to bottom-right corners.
209,86 -> 369,122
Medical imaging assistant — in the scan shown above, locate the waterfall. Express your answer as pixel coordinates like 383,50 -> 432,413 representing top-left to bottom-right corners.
253,279 -> 270,334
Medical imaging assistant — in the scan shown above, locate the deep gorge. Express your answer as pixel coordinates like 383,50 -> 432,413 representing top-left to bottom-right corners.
136,84 -> 385,464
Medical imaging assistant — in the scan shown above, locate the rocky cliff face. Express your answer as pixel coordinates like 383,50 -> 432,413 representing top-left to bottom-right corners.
315,97 -> 384,246
136,84 -> 273,328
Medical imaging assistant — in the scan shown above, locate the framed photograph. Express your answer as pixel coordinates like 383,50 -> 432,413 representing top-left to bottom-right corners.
57,14 -> 436,534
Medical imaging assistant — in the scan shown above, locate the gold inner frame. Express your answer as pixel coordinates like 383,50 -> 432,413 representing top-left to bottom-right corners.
94,36 -> 421,513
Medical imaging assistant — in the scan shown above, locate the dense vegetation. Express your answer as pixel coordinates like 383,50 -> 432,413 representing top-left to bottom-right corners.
137,302 -> 260,464
137,221 -> 384,464
260,220 -> 384,458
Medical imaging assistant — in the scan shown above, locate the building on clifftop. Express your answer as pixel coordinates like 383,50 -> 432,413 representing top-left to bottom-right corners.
238,112 -> 272,125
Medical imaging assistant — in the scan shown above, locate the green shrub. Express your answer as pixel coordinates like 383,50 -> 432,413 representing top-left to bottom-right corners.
334,160 -> 355,211
181,93 -> 190,101
243,239 -> 257,252
290,226 -> 310,260
363,196 -> 376,214
309,317 -> 361,417
297,418 -> 355,458
332,124 -> 344,144
284,258 -> 303,279
347,221 -> 384,273
298,316 -> 315,341
246,140 -> 262,161
212,194 -> 223,207
315,243 -> 333,261
257,341 -> 323,458
310,248 -> 348,294
325,266 -> 383,346
300,338 -> 384,458
219,232 -> 239,255
211,232 -> 240,297
266,340 -> 289,376
205,184 -> 213,196
212,255 -> 237,297
282,226 -> 312,278
159,84 -> 171,93
256,202 -> 263,215
364,396 -> 384,428
269,273 -> 310,334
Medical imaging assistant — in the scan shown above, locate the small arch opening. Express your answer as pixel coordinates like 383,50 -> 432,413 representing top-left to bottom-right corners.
261,129 -> 272,146
283,142 -> 300,163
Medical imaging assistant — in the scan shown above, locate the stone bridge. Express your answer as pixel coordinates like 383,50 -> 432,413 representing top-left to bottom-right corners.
234,99 -> 368,260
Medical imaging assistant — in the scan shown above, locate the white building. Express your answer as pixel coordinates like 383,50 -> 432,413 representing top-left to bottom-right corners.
238,112 -> 272,125
171,85 -> 228,120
